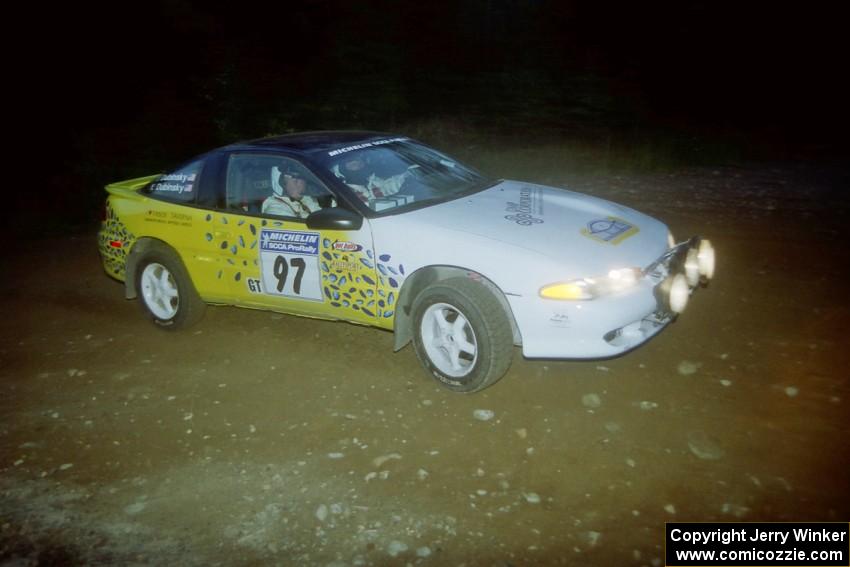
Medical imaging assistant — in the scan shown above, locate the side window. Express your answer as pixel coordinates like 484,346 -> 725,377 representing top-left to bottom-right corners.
147,160 -> 202,204
225,155 -> 273,214
225,154 -> 336,219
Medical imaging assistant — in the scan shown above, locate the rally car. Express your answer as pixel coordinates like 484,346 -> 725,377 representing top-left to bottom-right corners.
98,132 -> 715,392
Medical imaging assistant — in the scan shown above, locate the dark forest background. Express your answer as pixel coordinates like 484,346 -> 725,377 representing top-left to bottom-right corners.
14,0 -> 848,233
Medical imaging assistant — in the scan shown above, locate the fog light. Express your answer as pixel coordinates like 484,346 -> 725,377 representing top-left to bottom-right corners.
698,239 -> 715,280
669,273 -> 689,313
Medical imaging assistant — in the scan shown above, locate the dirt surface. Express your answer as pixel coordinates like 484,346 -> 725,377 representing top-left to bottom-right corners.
2,163 -> 849,565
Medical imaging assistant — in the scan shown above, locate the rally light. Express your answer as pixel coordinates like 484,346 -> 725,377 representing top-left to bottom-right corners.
684,247 -> 701,287
669,273 -> 689,313
697,239 -> 715,280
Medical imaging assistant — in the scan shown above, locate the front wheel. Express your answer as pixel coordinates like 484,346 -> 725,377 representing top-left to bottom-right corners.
412,278 -> 513,393
135,246 -> 205,329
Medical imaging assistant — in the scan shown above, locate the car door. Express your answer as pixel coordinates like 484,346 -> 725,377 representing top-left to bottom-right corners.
216,152 -> 382,326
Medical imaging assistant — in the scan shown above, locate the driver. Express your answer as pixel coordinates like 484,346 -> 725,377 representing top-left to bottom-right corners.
262,165 -> 320,219
332,153 -> 410,203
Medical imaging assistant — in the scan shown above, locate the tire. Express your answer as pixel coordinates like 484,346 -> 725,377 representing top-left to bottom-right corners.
135,245 -> 206,329
412,277 -> 514,393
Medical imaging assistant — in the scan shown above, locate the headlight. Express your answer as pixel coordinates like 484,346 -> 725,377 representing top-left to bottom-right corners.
540,267 -> 641,300
698,239 -> 715,280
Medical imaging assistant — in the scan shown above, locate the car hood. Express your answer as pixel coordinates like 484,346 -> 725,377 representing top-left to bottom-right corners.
399,180 -> 669,274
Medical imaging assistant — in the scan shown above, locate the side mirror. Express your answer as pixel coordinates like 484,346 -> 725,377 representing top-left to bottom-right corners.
306,207 -> 363,231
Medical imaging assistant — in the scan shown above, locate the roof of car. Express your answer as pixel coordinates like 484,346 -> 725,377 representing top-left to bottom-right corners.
228,131 -> 398,155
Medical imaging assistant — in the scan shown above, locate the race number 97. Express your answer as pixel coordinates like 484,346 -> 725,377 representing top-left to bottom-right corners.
273,256 -> 306,294
259,251 -> 323,301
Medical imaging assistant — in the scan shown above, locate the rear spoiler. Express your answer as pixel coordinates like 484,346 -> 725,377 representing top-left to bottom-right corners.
105,174 -> 161,195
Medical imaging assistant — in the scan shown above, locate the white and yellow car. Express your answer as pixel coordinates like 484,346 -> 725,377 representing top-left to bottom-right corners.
98,132 -> 715,392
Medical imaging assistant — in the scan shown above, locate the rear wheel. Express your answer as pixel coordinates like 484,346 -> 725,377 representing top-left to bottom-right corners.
135,246 -> 205,329
412,278 -> 513,393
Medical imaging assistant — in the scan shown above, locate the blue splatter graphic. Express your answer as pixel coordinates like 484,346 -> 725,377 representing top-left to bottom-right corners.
389,277 -> 399,288
362,308 -> 375,317
205,233 -> 213,241
379,254 -> 391,262
360,258 -> 374,269
388,292 -> 395,306
384,310 -> 394,318
362,275 -> 375,285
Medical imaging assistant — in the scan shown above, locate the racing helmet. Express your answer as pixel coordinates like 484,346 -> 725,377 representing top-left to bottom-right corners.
272,163 -> 306,196
339,152 -> 370,186
271,166 -> 284,197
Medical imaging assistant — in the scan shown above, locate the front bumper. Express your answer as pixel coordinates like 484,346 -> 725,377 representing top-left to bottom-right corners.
509,237 -> 715,359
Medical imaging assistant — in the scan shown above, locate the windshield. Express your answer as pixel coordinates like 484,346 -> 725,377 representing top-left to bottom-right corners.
320,139 -> 490,213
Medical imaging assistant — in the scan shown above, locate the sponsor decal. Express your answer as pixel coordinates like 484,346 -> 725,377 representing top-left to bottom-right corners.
332,240 -> 363,252
151,172 -> 196,195
144,210 -> 192,227
260,230 -> 323,300
581,216 -> 639,244
330,260 -> 360,272
505,186 -> 543,225
260,230 -> 320,255
327,137 -> 407,157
